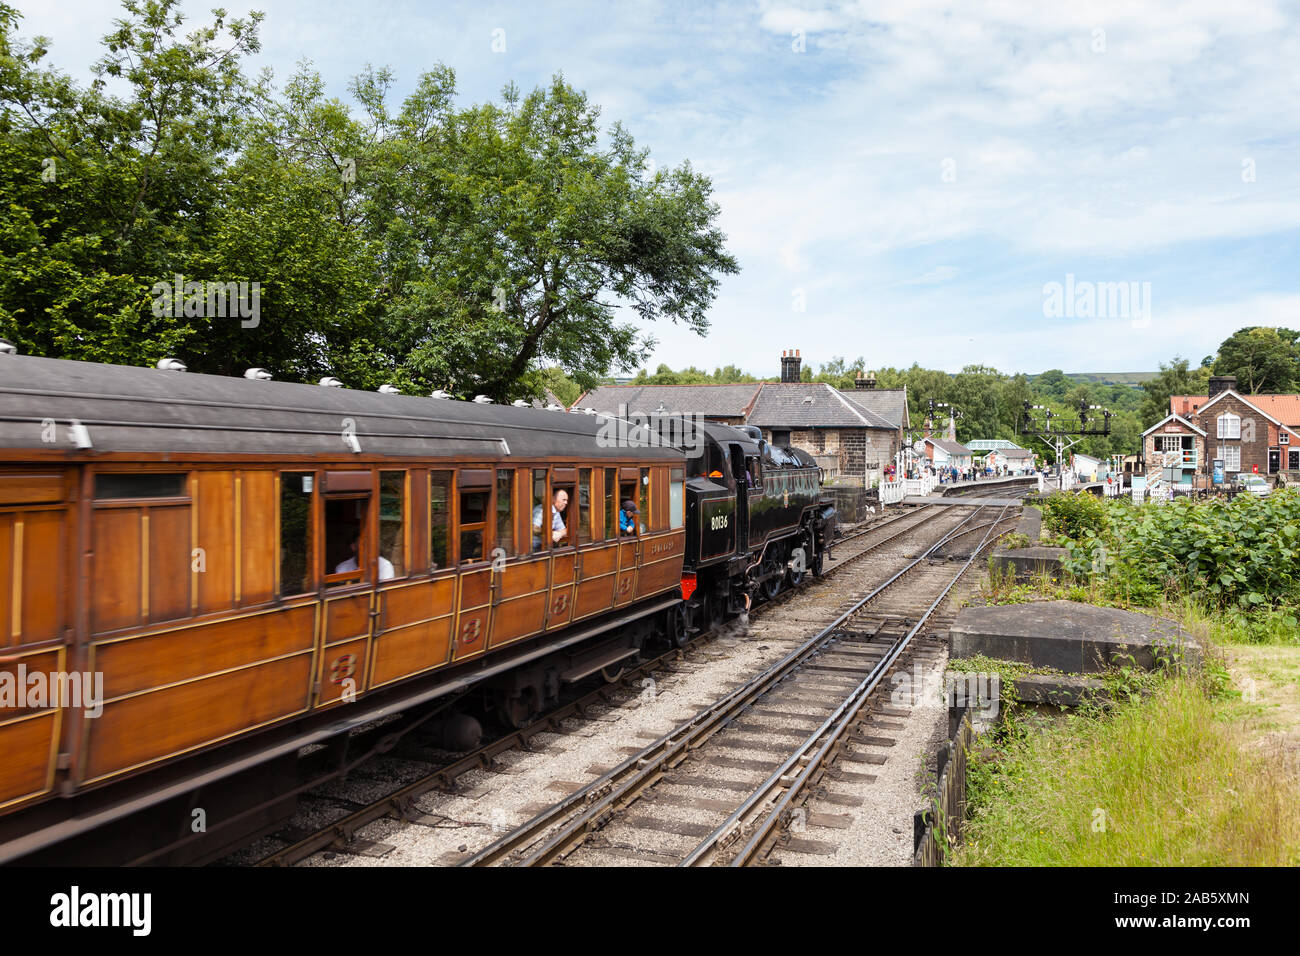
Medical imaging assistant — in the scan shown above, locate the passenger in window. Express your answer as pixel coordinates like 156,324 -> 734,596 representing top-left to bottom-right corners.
619,499 -> 639,536
335,535 -> 395,581
532,488 -> 569,548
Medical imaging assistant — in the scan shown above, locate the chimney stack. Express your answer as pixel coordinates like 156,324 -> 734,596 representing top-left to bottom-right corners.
780,348 -> 802,383
854,370 -> 877,390
1208,374 -> 1237,399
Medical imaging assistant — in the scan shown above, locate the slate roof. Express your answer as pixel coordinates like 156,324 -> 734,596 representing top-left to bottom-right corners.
573,384 -> 761,418
746,383 -> 896,429
573,381 -> 898,431
840,387 -> 909,428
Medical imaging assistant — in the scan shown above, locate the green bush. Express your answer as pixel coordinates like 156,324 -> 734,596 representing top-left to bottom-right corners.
1039,491 -> 1108,541
1047,488 -> 1300,643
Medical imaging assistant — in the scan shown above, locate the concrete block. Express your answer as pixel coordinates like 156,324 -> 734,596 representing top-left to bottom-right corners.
989,546 -> 1067,582
950,601 -> 1199,674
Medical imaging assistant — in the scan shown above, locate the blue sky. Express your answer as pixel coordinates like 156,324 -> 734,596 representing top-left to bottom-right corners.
12,0 -> 1300,377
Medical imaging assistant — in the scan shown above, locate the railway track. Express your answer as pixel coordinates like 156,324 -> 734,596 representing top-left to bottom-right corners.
232,485 -> 1024,867
460,498 -> 1018,867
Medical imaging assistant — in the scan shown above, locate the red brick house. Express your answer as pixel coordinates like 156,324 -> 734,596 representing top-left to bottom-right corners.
1144,375 -> 1300,485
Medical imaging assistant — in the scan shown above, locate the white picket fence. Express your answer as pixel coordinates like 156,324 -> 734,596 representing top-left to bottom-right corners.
880,480 -> 905,505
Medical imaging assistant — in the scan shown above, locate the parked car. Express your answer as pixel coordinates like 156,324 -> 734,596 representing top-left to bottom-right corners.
1238,475 -> 1270,497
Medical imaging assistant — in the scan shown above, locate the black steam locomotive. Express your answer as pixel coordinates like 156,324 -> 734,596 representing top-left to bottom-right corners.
679,423 -> 836,634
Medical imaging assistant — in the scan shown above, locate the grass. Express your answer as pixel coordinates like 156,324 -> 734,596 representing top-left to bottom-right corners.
952,559 -> 1300,866
956,676 -> 1300,866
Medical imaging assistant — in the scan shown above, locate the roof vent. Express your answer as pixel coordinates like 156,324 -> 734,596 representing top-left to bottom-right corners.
511,399 -> 531,408
244,367 -> 272,380
318,377 -> 344,388
0,339 -> 17,355
472,395 -> 494,404
378,384 -> 401,394
430,389 -> 454,400
156,358 -> 187,372
802,395 -> 814,404
548,403 -> 567,411
581,407 -> 596,415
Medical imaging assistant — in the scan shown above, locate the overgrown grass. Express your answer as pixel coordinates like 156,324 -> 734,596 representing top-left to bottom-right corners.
956,677 -> 1300,866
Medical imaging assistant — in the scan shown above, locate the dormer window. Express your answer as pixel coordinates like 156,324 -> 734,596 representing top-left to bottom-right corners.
1217,413 -> 1241,439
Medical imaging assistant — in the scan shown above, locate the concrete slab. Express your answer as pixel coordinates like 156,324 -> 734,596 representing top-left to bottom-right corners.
950,600 -> 1199,673
989,545 -> 1067,582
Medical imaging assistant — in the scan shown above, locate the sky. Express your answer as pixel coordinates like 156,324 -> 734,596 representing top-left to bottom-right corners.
10,0 -> 1300,378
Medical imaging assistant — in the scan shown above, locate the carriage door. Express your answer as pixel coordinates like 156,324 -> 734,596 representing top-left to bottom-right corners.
728,446 -> 748,555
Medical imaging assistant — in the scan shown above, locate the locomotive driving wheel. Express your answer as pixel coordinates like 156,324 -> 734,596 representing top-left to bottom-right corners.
760,556 -> 784,601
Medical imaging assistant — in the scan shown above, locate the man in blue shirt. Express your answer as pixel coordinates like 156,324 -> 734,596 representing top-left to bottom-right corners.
619,499 -> 639,536
532,488 -> 569,549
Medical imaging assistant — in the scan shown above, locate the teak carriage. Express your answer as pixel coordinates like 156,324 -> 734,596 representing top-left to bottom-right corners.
0,354 -> 687,859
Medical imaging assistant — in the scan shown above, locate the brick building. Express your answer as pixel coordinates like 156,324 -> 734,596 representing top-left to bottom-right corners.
572,350 -> 908,485
1142,375 -> 1300,486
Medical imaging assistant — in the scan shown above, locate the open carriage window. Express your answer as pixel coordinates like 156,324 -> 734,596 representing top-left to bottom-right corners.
459,469 -> 492,563
324,496 -> 371,584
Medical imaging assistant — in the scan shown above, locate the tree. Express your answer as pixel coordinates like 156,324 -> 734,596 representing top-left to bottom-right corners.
1210,326 -> 1299,393
357,75 -> 738,400
1138,356 -> 1210,427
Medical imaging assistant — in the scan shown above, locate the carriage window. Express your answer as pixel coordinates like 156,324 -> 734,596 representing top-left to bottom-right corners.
279,472 -> 314,596
532,469 -> 548,553
430,471 -> 451,568
670,468 -> 684,529
604,468 -> 617,541
577,469 -> 593,544
459,481 -> 490,564
325,496 -> 370,584
379,471 -> 406,578
496,470 -> 514,557
639,468 -> 650,529
95,473 -> 186,499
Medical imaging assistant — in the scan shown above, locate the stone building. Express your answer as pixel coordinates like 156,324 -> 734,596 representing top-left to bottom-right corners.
572,350 -> 908,485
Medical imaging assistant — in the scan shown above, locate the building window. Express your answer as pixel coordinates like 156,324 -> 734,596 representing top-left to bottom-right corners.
1282,433 -> 1291,445
1217,445 -> 1241,473
1155,436 -> 1181,453
1217,413 -> 1241,439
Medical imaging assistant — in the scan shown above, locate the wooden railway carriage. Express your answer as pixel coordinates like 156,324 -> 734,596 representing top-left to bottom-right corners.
0,353 -> 687,861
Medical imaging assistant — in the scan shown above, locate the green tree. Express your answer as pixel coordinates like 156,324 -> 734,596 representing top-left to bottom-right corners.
1210,326 -> 1299,394
1138,356 -> 1211,427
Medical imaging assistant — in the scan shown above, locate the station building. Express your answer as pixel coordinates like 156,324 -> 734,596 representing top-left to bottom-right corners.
571,351 -> 909,486
1142,374 -> 1300,486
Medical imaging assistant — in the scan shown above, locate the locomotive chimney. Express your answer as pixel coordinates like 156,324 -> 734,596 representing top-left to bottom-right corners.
780,349 -> 802,383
